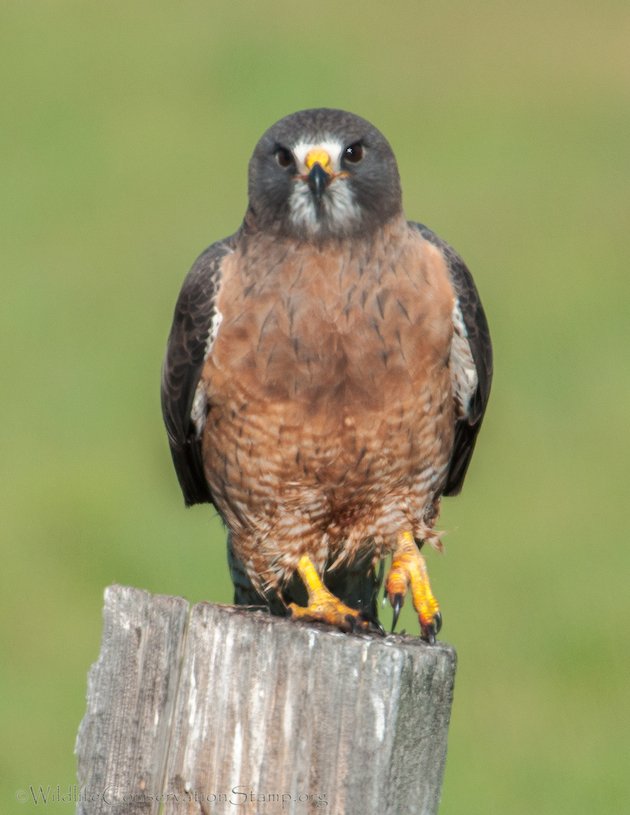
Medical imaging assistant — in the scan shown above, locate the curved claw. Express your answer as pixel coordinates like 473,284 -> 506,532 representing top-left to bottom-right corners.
290,600 -> 372,633
386,531 -> 441,639
420,611 -> 443,645
354,610 -> 386,636
290,555 -> 386,634
390,593 -> 403,633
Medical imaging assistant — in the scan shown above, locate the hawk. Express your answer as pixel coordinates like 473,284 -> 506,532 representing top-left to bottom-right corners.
161,108 -> 492,641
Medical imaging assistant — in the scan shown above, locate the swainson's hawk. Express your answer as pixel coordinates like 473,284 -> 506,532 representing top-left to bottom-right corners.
161,108 -> 492,641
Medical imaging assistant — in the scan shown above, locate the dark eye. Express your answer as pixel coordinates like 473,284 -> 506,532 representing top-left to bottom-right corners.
275,147 -> 294,168
343,142 -> 364,164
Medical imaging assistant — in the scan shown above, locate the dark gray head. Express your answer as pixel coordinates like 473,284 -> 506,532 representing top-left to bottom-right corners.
246,108 -> 402,241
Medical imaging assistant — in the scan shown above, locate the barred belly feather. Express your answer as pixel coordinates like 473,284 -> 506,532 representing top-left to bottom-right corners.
201,220 -> 455,594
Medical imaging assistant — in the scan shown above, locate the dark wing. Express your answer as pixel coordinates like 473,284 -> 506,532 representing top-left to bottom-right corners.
410,222 -> 493,496
161,236 -> 235,506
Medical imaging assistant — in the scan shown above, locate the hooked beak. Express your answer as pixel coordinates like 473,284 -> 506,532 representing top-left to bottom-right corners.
304,148 -> 334,204
307,163 -> 330,202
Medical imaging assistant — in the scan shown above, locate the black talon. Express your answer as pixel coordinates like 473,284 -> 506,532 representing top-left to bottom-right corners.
348,610 -> 385,636
420,612 -> 442,645
344,613 -> 360,633
355,610 -> 385,636
421,624 -> 436,645
362,611 -> 386,636
391,593 -> 403,633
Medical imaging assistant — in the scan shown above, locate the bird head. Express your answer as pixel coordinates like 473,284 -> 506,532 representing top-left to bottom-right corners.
246,108 -> 403,241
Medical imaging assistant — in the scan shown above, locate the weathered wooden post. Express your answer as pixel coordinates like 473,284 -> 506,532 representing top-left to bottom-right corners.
76,585 -> 456,815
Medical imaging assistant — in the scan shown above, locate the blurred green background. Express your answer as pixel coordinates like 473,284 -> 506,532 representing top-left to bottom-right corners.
1,1 -> 628,812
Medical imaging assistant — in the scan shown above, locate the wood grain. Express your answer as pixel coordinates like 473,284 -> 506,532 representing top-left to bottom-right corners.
76,585 -> 456,815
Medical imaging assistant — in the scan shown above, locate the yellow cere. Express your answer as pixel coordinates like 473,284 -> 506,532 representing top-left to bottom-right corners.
304,148 -> 333,173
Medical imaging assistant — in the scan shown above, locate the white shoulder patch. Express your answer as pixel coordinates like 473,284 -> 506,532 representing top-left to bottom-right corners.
191,306 -> 223,437
191,382 -> 208,438
206,308 -> 223,357
450,300 -> 478,418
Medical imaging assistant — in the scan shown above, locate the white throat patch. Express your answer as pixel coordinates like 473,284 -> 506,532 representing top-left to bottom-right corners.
287,138 -> 362,237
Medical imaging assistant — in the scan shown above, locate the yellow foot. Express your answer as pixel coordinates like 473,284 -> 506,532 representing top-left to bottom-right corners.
289,555 -> 381,633
386,531 -> 442,643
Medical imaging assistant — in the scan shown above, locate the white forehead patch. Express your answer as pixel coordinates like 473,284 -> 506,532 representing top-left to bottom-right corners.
291,138 -> 345,173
